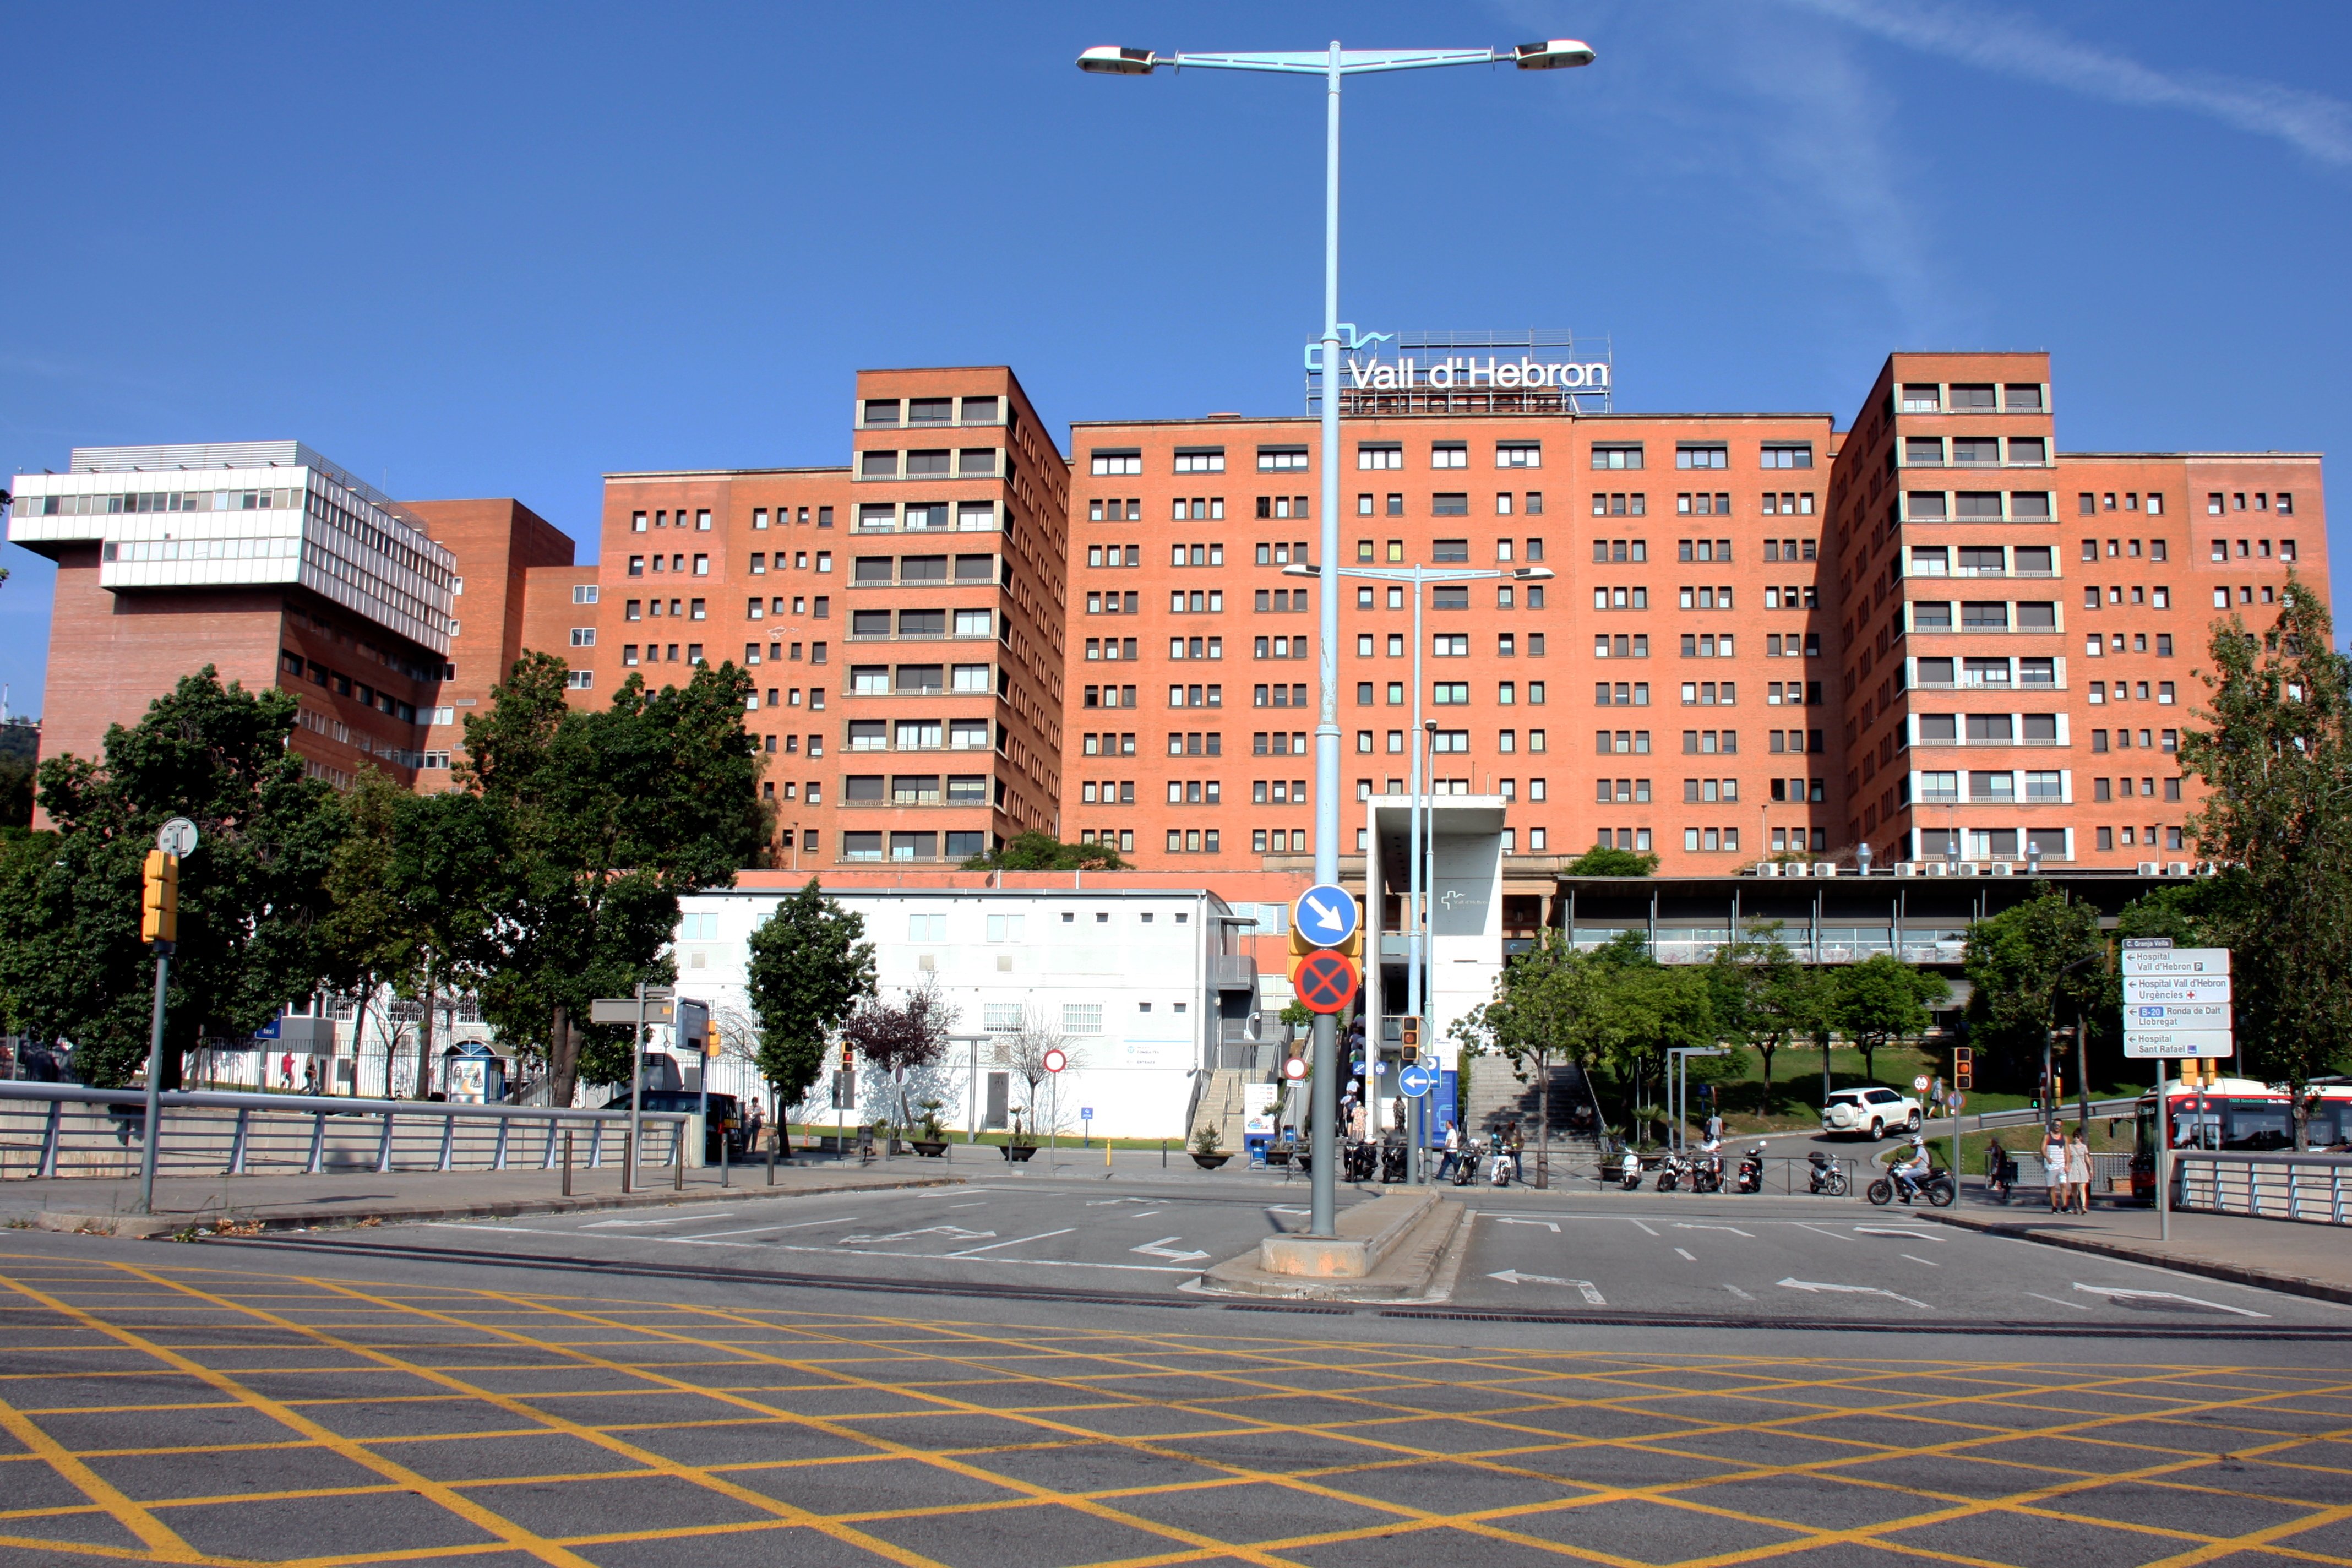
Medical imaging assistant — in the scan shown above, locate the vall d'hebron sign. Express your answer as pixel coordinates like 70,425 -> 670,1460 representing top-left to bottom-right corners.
2120,939 -> 2235,1059
1311,329 -> 1614,417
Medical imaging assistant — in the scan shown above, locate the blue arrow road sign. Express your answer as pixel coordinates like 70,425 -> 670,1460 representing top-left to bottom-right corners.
1398,1064 -> 1434,1097
1294,883 -> 1360,948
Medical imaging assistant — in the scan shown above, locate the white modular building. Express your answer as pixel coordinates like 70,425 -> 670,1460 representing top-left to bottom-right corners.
671,884 -> 1260,1140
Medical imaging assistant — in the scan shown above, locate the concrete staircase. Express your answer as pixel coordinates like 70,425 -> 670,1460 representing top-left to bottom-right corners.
1188,1067 -> 1247,1155
1463,1054 -> 1605,1161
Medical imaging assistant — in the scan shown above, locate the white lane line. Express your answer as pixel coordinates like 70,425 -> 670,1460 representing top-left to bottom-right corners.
1793,1223 -> 1852,1242
2073,1283 -> 2269,1319
947,1201 -> 989,1208
1629,1219 -> 1660,1237
1131,1237 -> 1210,1262
1674,1247 -> 1697,1261
672,1216 -> 859,1241
1674,1222 -> 1754,1238
1488,1271 -> 1606,1304
1855,1227 -> 1942,1241
1496,1218 -> 1561,1232
1778,1277 -> 1932,1310
1724,1283 -> 1756,1302
841,1226 -> 991,1245
581,1210 -> 729,1228
1270,1206 -> 1311,1215
424,1224 -> 1195,1273
1131,1210 -> 1163,1218
2026,1291 -> 2093,1311
1901,1254 -> 1941,1267
948,1227 -> 1076,1258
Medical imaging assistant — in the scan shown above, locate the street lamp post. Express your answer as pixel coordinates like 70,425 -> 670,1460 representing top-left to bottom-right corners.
1079,36 -> 1592,1240
1287,562 -> 1552,1185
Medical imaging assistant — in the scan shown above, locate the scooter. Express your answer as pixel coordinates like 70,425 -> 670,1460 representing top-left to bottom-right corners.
1489,1141 -> 1516,1186
1451,1146 -> 1479,1187
1692,1145 -> 1725,1194
1619,1148 -> 1645,1191
1735,1145 -> 1766,1194
1379,1138 -> 1408,1184
1653,1151 -> 1688,1193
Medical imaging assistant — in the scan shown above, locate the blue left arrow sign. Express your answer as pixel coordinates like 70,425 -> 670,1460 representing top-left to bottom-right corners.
1293,883 -> 1359,948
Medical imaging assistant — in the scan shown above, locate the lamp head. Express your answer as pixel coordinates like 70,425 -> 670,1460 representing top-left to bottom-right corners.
1077,45 -> 1158,74
1512,39 -> 1596,70
1512,565 -> 1555,580
1281,562 -> 1317,577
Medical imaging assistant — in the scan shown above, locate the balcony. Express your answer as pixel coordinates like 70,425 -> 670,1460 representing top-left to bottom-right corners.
1212,954 -> 1258,993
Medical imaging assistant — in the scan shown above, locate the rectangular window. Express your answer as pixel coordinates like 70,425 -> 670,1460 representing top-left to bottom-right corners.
1759,443 -> 1813,469
1090,449 -> 1142,476
1592,443 -> 1644,470
1675,444 -> 1728,470
1173,447 -> 1226,473
1259,446 -> 1310,472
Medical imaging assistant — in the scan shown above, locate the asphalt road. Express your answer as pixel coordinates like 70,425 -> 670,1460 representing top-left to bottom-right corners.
206,1171 -> 2352,1332
4,1217 -> 2351,1568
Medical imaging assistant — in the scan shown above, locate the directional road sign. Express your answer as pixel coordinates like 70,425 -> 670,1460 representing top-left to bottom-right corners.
1293,884 -> 1360,950
2127,1003 -> 2230,1028
2121,947 -> 2230,977
2122,976 -> 2231,1005
590,998 -> 675,1025
155,817 -> 200,858
2124,1027 -> 2236,1058
1398,1064 -> 1434,1097
1293,950 -> 1360,1014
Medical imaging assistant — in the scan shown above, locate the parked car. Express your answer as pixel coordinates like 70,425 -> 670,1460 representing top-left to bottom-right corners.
598,1090 -> 747,1163
1820,1086 -> 1922,1140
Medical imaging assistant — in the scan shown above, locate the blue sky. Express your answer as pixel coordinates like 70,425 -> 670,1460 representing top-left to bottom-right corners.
4,2 -> 2348,720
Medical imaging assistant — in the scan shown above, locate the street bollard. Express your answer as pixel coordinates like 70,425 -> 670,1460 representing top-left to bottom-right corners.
721,1132 -> 730,1189
767,1131 -> 777,1186
673,1132 -> 684,1190
1161,1139 -> 1168,1169
562,1130 -> 574,1197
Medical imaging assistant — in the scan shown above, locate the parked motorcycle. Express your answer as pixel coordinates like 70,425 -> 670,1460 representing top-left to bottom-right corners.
1692,1146 -> 1724,1194
1452,1146 -> 1479,1187
1735,1145 -> 1766,1194
1489,1137 -> 1516,1186
1806,1150 -> 1849,1197
1619,1148 -> 1645,1191
1380,1139 -> 1408,1184
1654,1151 -> 1688,1192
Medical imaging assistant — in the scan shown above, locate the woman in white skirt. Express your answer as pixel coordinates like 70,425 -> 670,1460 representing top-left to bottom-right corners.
2067,1129 -> 2094,1214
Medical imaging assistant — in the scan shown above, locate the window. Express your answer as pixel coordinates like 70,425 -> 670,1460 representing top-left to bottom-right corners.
1675,444 -> 1728,470
1259,445 -> 1310,472
1090,449 -> 1142,476
1431,443 -> 1467,469
1431,493 -> 1469,516
1901,383 -> 1941,412
1592,443 -> 1644,470
1432,538 -> 1469,563
1357,443 -> 1402,470
1173,447 -> 1226,473
569,627 -> 596,647
1062,1004 -> 1103,1035
1759,443 -> 1812,469
1496,442 -> 1541,469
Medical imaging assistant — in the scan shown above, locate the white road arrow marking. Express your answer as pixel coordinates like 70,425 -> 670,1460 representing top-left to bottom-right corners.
2072,1283 -> 2268,1318
1131,1236 -> 1210,1262
1674,1222 -> 1754,1238
948,1227 -> 1074,1257
1488,1270 -> 1605,1304
841,1225 -> 993,1245
1778,1277 -> 1932,1310
1496,1218 -> 1561,1232
1305,895 -> 1343,932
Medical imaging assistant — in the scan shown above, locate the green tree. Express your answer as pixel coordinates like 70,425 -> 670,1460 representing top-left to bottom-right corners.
1961,883 -> 2105,1098
0,668 -> 347,1087
1453,933 -> 1593,1154
1831,954 -> 1951,1086
1562,845 -> 1659,876
464,653 -> 767,1102
1709,919 -> 1825,1102
744,879 -> 876,1123
960,830 -> 1127,871
2179,573 -> 2352,1142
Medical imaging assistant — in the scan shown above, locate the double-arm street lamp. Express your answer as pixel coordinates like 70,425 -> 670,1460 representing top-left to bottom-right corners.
1288,562 -> 1553,1179
1080,37 -> 1594,1237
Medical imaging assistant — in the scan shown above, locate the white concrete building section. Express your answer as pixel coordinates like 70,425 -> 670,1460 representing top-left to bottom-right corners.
1362,796 -> 1505,1121
671,885 -> 1261,1140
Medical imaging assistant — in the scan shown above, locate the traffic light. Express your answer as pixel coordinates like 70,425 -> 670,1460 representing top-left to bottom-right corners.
140,850 -> 178,945
1399,1016 -> 1421,1065
1952,1047 -> 1972,1090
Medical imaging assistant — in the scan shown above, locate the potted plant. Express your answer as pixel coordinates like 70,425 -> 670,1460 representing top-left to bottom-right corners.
911,1098 -> 949,1157
1190,1124 -> 1231,1170
1003,1112 -> 1037,1162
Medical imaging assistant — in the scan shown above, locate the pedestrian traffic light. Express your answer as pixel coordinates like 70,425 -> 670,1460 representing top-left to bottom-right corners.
140,850 -> 178,945
1952,1047 -> 1972,1089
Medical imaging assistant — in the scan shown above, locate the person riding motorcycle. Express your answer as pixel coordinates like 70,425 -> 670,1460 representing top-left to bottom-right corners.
1890,1136 -> 1933,1203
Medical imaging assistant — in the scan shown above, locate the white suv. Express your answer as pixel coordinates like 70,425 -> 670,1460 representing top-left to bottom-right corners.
1821,1086 -> 1923,1139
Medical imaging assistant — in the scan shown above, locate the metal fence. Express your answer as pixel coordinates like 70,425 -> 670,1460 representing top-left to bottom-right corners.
0,1083 -> 687,1181
2176,1150 -> 2352,1227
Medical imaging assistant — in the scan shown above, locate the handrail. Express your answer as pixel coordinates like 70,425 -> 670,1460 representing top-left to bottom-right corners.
0,1081 -> 685,1124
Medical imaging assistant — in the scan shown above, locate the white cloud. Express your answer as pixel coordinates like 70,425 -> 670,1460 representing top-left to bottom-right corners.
1788,0 -> 2352,168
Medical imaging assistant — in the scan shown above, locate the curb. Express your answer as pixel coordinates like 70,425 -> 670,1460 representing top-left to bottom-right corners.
23,1172 -> 965,1242
1920,1208 -> 2352,1309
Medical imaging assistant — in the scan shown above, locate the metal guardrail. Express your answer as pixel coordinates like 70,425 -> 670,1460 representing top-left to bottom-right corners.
2177,1149 -> 2352,1227
0,1082 -> 687,1181
1939,1096 -> 2141,1135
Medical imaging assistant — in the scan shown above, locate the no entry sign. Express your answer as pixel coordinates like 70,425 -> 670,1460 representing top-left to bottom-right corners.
1293,950 -> 1359,1015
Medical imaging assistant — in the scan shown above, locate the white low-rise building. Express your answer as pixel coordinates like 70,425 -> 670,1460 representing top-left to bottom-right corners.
672,885 -> 1259,1141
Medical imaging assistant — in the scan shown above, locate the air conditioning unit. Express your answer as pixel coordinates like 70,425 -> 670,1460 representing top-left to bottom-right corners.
1754,861 -> 1781,877
1895,862 -> 1919,877
1987,861 -> 2015,876
2166,861 -> 2192,876
1813,862 -> 1838,876
1923,861 -> 1948,877
2137,861 -> 2161,875
1957,862 -> 1981,875
1783,863 -> 1809,878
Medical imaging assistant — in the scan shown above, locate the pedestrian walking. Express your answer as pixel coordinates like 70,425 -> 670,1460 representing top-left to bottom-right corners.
1438,1120 -> 1461,1179
2041,1124 -> 2068,1213
2066,1129 -> 2094,1214
743,1098 -> 765,1158
1703,1109 -> 1724,1145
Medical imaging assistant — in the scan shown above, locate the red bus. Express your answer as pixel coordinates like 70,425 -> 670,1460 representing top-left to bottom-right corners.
2130,1079 -> 2352,1199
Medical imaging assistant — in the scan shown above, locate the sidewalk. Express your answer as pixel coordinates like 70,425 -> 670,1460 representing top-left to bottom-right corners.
0,1157 -> 963,1239
1926,1193 -> 2352,1308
